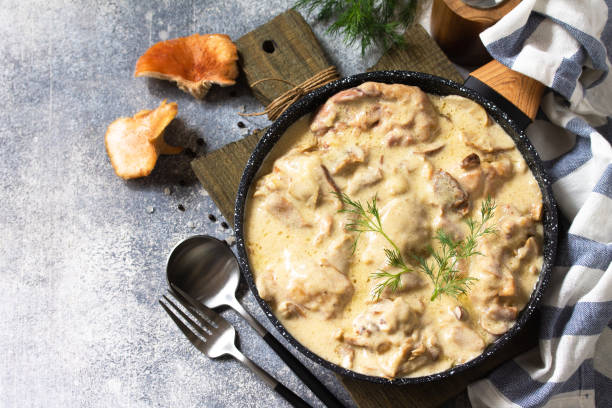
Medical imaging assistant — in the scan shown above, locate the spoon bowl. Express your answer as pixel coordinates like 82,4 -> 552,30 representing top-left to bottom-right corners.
165,234 -> 346,408
166,235 -> 241,311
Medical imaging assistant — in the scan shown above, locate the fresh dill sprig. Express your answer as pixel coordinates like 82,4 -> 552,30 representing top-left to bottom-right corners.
459,196 -> 497,259
416,196 -> 497,301
333,192 -> 414,300
334,191 -> 497,301
294,0 -> 418,55
370,269 -> 404,300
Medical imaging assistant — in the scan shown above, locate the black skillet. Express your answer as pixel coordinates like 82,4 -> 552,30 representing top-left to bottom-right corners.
234,69 -> 558,385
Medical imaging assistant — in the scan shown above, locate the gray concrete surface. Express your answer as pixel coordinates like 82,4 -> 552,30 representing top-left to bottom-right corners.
0,1 -> 432,407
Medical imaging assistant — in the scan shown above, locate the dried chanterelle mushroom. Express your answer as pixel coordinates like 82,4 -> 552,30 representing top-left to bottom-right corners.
105,100 -> 182,179
134,33 -> 239,99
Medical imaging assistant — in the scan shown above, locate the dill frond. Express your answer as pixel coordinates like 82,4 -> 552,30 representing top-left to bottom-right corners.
422,196 -> 498,301
334,191 -> 414,300
335,192 -> 498,302
295,0 -> 418,55
370,269 -> 404,300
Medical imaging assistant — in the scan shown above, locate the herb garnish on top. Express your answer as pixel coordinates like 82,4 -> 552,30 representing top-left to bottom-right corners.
334,192 -> 497,301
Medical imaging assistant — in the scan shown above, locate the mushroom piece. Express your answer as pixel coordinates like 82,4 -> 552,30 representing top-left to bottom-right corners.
134,34 -> 239,99
441,95 -> 516,153
459,127 -> 515,153
278,301 -> 305,319
461,153 -> 481,169
442,95 -> 489,127
105,100 -> 182,179
432,170 -> 469,215
451,305 -> 466,321
438,324 -> 485,364
414,141 -> 445,155
480,304 -> 518,335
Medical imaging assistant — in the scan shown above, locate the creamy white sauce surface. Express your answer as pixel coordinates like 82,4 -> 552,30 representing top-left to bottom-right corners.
245,82 -> 543,378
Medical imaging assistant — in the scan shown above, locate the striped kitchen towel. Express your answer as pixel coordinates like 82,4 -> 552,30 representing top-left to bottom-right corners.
467,1 -> 612,407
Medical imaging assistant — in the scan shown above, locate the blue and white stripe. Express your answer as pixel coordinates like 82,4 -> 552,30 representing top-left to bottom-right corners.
467,1 -> 612,407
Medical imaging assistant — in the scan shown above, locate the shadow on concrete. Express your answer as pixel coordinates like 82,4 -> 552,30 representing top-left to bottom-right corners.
143,70 -> 254,106
125,117 -> 204,191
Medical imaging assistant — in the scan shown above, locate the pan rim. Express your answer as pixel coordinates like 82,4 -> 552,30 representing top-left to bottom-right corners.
233,70 -> 558,385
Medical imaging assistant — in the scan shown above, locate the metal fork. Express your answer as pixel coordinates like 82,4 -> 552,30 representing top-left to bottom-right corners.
160,284 -> 312,408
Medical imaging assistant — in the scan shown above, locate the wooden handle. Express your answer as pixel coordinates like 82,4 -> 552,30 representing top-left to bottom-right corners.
431,0 -> 522,66
470,59 -> 545,120
438,0 -> 522,23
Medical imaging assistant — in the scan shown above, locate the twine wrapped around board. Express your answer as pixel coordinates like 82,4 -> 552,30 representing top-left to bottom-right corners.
239,66 -> 339,121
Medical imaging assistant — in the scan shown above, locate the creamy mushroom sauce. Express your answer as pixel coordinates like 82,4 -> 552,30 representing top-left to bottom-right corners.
245,82 -> 543,378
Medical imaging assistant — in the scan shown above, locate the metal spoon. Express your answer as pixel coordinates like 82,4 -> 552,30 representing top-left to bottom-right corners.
166,235 -> 345,408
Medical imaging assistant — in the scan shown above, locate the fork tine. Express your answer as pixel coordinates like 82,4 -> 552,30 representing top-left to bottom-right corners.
159,300 -> 208,353
162,294 -> 312,408
168,287 -> 217,331
162,295 -> 212,338
170,283 -> 221,327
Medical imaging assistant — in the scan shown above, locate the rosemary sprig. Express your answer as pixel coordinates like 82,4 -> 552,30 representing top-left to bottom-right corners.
335,192 -> 497,301
294,0 -> 418,55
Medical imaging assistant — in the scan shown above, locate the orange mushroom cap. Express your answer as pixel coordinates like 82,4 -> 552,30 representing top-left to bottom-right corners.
134,34 -> 239,99
105,100 -> 182,179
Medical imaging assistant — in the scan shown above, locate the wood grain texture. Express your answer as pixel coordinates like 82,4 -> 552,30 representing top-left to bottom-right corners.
471,59 -> 545,120
431,0 -> 521,66
236,9 -> 331,106
439,0 -> 522,23
191,12 -> 538,408
191,129 -> 263,227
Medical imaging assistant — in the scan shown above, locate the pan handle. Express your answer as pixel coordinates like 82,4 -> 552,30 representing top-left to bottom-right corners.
464,59 -> 545,131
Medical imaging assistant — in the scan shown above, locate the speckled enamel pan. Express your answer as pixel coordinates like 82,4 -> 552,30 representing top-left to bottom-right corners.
234,70 -> 558,385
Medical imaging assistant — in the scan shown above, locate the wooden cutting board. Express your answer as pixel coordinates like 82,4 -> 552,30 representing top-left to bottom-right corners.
191,10 -> 462,219
191,10 -> 538,407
